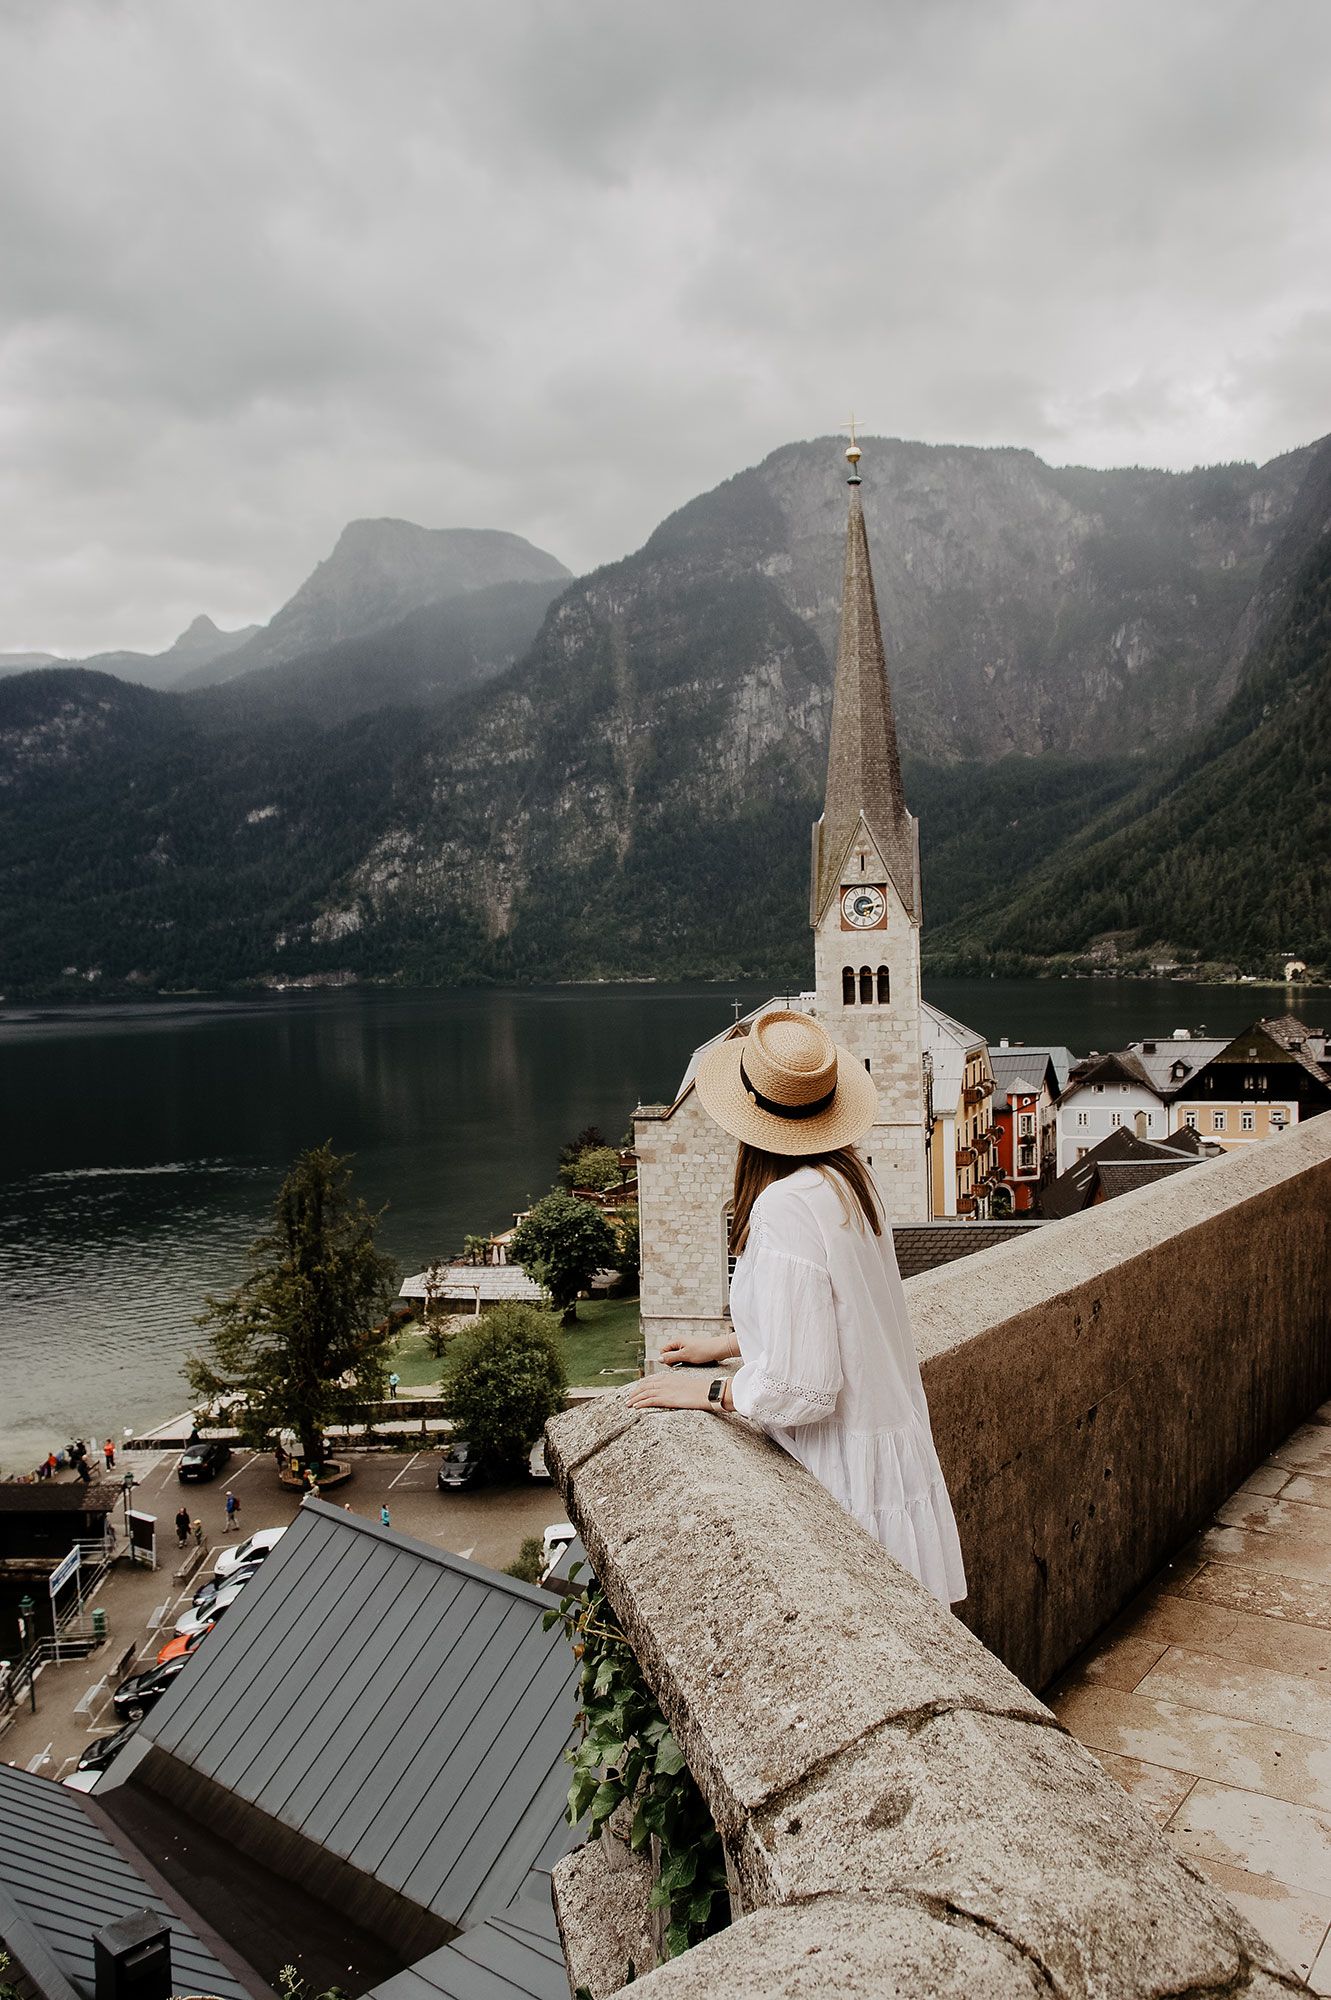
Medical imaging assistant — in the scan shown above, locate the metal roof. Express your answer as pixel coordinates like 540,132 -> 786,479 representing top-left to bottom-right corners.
367,1869 -> 568,2000
988,1048 -> 1058,1101
0,1763 -> 250,2000
0,1483 -> 116,1513
400,1266 -> 543,1304
102,1500 -> 580,1938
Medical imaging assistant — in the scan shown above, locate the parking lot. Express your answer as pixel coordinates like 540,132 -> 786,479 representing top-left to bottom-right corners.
0,1444 -> 573,1781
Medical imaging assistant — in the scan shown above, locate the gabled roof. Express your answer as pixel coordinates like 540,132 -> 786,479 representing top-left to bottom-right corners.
1126,1038 -> 1228,1095
921,1002 -> 989,1109
96,1501 -> 580,1942
400,1265 -> 543,1304
1061,1050 -> 1162,1099
0,1763 -> 250,2000
1203,1018 -> 1331,1089
1005,1044 -> 1078,1092
989,1048 -> 1059,1102
1040,1127 -> 1202,1219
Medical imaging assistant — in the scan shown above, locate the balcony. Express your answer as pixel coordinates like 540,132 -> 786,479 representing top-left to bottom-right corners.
964,1078 -> 995,1105
955,1192 -> 976,1213
955,1146 -> 976,1169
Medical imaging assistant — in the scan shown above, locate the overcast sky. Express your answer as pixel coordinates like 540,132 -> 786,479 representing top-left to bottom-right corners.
2,0 -> 1330,655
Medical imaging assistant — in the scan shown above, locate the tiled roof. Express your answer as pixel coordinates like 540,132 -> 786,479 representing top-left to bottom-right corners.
0,1763 -> 249,2000
400,1266 -> 543,1303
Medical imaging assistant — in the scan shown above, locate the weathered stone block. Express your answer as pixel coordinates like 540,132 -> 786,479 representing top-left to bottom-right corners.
553,1837 -> 654,1999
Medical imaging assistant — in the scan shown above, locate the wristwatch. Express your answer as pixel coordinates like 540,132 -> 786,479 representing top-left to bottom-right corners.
707,1378 -> 726,1407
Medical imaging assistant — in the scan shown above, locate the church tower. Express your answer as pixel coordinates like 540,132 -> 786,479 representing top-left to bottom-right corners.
807,440 -> 929,1218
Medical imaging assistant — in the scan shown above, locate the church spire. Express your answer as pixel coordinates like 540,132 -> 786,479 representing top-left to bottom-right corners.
811,440 -> 918,925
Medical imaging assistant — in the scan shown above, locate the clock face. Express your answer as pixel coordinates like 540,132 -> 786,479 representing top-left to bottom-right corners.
840,884 -> 887,930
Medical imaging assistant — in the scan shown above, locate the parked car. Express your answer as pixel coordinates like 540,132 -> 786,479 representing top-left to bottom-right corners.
437,1440 -> 485,1491
193,1561 -> 260,1608
157,1624 -> 213,1667
213,1524 -> 287,1581
177,1438 -> 232,1482
76,1721 -> 139,1773
526,1440 -> 552,1482
174,1576 -> 248,1638
113,1653 -> 193,1721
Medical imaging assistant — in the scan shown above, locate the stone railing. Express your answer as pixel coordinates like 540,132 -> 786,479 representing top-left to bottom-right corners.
910,1108 -> 1331,1689
545,1116 -> 1331,1995
546,1396 -> 1297,1997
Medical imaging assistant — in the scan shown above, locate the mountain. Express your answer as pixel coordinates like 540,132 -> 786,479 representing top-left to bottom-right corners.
0,652 -> 60,678
926,444 -> 1331,978
171,518 -> 572,690
1,433 -> 1327,999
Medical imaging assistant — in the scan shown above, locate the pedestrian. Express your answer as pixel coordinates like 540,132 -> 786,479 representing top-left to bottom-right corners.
76,1456 -> 92,1485
192,1518 -> 204,1548
388,1372 -> 400,1400
380,1503 -> 391,1528
175,1505 -> 191,1547
224,1491 -> 240,1532
45,1451 -> 57,1479
103,1437 -> 115,1471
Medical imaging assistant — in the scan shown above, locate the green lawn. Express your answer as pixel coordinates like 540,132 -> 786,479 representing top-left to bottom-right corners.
389,1297 -> 642,1394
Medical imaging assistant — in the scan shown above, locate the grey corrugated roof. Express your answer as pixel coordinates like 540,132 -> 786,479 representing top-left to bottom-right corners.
0,1763 -> 249,2000
112,1500 -> 580,1937
0,1483 -> 116,1513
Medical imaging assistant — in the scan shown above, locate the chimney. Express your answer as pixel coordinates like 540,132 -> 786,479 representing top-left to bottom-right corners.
94,1911 -> 172,2000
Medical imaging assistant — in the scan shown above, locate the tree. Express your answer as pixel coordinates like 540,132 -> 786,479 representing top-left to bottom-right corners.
558,1124 -> 606,1168
461,1233 -> 491,1266
187,1143 -> 399,1468
510,1192 -> 621,1325
615,1205 -> 640,1291
439,1304 -> 567,1472
557,1145 -> 622,1192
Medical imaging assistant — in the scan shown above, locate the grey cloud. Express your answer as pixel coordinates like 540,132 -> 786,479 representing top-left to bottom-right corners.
1,0 -> 1329,654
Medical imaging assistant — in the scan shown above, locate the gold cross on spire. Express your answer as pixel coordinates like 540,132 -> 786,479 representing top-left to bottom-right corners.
839,413 -> 862,448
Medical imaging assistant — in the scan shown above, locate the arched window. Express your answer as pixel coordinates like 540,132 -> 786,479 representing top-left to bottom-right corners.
842,967 -> 856,1005
876,965 -> 890,1003
859,965 -> 873,1004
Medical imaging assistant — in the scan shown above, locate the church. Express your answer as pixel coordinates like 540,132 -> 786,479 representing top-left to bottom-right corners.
634,441 -> 931,1368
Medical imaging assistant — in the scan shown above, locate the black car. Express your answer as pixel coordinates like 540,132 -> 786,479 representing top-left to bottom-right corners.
192,1561 -> 260,1609
177,1438 -> 232,1482
437,1440 -> 485,1491
76,1721 -> 139,1772
112,1652 -> 192,1721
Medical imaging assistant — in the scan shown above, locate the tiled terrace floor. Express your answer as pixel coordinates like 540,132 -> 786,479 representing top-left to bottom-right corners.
1051,1400 -> 1331,1991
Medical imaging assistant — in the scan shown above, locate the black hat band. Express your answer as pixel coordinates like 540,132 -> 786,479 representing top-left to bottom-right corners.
739,1057 -> 837,1121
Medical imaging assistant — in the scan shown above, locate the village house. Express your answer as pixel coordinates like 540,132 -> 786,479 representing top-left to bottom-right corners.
1130,1014 -> 1331,1147
1054,1049 -> 1173,1175
922,1003 -> 998,1217
988,1045 -> 1062,1212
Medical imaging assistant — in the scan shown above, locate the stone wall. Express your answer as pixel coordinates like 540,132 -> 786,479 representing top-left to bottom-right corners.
909,1109 -> 1331,1689
635,1089 -> 735,1368
546,1395 -> 1299,1997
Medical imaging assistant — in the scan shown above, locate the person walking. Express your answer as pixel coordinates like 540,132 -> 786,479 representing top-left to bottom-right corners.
103,1438 -> 116,1472
380,1503 -> 391,1528
175,1505 -> 192,1547
192,1518 -> 204,1548
625,1009 -> 966,1608
224,1490 -> 241,1532
388,1372 -> 400,1400
75,1454 -> 92,1485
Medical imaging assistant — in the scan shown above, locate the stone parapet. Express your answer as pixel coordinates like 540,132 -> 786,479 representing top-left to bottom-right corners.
909,1109 -> 1331,1689
545,1395 -> 1298,1997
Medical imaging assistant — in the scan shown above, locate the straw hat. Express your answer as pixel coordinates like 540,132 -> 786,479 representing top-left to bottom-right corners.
694,1009 -> 877,1155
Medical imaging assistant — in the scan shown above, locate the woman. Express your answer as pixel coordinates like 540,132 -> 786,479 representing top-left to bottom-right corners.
625,1009 -> 966,1606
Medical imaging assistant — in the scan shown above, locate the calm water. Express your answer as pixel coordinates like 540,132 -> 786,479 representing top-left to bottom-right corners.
2,977 -> 1326,1472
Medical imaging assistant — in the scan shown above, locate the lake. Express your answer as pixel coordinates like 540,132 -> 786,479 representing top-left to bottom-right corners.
2,977 -> 1326,1471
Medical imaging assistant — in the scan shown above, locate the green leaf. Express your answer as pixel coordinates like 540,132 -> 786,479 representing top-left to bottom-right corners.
665,1920 -> 692,1959
542,1609 -> 560,1632
588,1779 -> 623,1825
653,1730 -> 688,1776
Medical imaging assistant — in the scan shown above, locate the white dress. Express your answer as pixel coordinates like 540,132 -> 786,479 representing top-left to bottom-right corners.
728,1165 -> 967,1606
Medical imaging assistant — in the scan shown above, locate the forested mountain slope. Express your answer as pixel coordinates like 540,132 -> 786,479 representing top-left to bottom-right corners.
1,433 -> 1328,998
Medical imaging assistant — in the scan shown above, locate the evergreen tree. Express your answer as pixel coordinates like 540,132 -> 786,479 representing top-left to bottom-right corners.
188,1143 -> 398,1468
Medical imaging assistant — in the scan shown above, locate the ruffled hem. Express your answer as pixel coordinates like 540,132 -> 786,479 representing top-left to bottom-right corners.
764,1410 -> 968,1606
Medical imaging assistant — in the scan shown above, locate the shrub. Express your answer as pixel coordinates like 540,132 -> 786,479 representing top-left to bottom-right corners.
438,1302 -> 567,1471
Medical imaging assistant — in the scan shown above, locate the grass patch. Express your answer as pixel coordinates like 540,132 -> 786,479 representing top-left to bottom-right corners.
391,1298 -> 641,1394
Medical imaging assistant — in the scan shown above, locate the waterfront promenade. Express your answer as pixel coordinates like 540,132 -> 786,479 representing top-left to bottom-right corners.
1052,1399 -> 1331,1992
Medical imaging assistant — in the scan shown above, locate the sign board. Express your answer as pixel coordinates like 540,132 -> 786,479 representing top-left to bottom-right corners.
127,1510 -> 157,1569
49,1544 -> 81,1600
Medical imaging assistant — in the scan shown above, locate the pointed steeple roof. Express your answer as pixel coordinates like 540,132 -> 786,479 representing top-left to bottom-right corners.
812,478 -> 918,922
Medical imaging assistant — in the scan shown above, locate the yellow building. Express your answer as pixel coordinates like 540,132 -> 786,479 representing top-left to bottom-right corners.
923,1002 -> 997,1217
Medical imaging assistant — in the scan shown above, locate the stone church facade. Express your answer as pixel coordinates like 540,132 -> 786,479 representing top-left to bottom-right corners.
635,455 -> 931,1367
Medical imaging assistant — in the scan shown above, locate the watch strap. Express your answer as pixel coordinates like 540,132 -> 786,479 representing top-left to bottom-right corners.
707,1377 -> 725,1405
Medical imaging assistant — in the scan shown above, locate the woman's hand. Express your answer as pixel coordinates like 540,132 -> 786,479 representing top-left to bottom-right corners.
659,1333 -> 734,1366
624,1371 -> 717,1410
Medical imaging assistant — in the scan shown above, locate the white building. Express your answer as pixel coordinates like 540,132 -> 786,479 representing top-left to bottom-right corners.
1054,1052 -> 1173,1177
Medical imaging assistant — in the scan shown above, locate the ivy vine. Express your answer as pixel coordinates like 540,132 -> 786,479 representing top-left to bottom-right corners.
546,1568 -> 730,1963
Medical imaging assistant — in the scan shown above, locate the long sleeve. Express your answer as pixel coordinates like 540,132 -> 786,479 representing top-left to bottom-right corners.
730,1212 -> 842,1430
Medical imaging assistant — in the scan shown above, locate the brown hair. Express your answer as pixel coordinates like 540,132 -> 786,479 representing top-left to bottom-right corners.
729,1142 -> 882,1256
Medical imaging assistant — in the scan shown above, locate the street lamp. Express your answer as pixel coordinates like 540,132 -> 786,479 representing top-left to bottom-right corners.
16,1593 -> 37,1713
